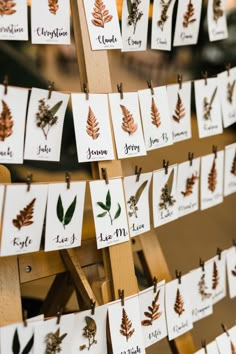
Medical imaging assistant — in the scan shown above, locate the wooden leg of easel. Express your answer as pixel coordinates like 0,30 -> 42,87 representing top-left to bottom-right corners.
0,256 -> 22,326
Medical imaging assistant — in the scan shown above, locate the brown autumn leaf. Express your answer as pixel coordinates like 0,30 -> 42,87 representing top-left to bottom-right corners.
48,0 -> 59,15
174,288 -> 185,316
151,97 -> 161,128
183,0 -> 196,28
208,158 -> 217,192
86,106 -> 100,140
0,0 -> 16,16
157,0 -> 172,31
141,289 -> 162,326
120,307 -> 135,342
230,341 -> 236,354
213,0 -> 223,22
12,198 -> 36,230
91,0 -> 113,28
120,104 -> 138,135
181,173 -> 198,197
212,261 -> 219,290
0,100 -> 14,141
173,93 -> 185,123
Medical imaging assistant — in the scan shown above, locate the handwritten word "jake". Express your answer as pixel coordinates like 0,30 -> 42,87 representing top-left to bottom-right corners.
37,144 -> 51,155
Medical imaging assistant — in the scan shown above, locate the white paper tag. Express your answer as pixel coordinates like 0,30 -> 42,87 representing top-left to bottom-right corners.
206,253 -> 226,305
151,0 -> 177,51
31,0 -> 71,44
207,0 -> 228,42
83,0 -> 122,50
215,333 -> 233,354
138,86 -> 173,151
71,93 -> 115,163
217,68 -> 236,128
0,0 -> 28,40
224,143 -> 236,196
226,246 -> 236,299
194,341 -> 220,354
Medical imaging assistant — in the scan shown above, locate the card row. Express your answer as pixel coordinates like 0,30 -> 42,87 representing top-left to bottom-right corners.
0,143 -> 235,256
1,246 -> 236,353
0,67 -> 235,164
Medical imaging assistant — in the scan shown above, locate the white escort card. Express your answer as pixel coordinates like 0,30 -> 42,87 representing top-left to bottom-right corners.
206,252 -> 227,305
207,0 -> 228,42
71,93 -> 115,163
216,332 -> 235,354
0,85 -> 28,164
31,0 -> 71,44
44,181 -> 86,251
83,0 -> 122,50
194,341 -> 220,354
0,0 -> 28,40
224,143 -> 236,196
124,172 -> 152,237
121,0 -> 150,52
0,183 -> 48,256
151,0 -> 177,51
109,92 -> 146,159
138,86 -> 173,151
226,246 -> 236,299
173,0 -> 203,47
167,81 -> 192,142
89,178 -> 130,249
24,88 -> 69,162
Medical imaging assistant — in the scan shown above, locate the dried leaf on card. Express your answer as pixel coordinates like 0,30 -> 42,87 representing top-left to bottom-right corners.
0,0 -> 16,16
151,97 -> 161,128
36,99 -> 62,140
56,195 -> 77,229
97,190 -> 121,225
120,104 -> 138,135
157,0 -> 172,31
231,151 -> 236,176
48,0 -> 59,15
212,261 -> 219,290
127,180 -> 148,218
181,173 -> 198,197
141,289 -> 162,326
12,328 -> 34,354
208,157 -> 217,192
230,340 -> 236,354
227,81 -> 235,104
80,316 -> 97,351
174,288 -> 185,316
91,0 -> 113,28
173,94 -> 185,123
45,328 -> 67,354
86,107 -> 100,140
120,307 -> 135,341
12,198 -> 36,230
198,274 -> 211,300
0,99 -> 14,141
231,266 -> 236,277
127,0 -> 143,34
159,169 -> 176,210
213,0 -> 223,22
203,87 -> 217,120
183,0 -> 196,27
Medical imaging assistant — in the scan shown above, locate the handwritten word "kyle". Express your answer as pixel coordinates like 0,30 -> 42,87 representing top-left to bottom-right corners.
12,236 -> 32,249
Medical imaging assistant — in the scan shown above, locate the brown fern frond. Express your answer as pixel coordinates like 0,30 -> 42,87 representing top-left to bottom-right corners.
208,158 -> 217,192
181,173 -> 198,197
151,97 -> 161,128
48,0 -> 59,15
120,308 -> 135,342
0,0 -> 16,16
86,106 -> 100,140
174,288 -> 185,316
91,0 -> 113,28
212,261 -> 219,290
120,104 -> 138,135
231,151 -> 236,176
183,0 -> 196,27
0,100 -> 14,141
173,93 -> 185,123
157,0 -> 172,31
12,198 -> 36,230
141,289 -> 162,326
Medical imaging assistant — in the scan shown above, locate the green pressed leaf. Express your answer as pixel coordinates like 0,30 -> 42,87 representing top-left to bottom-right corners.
127,0 -> 133,16
57,195 -> 64,223
97,201 -> 109,211
105,190 -> 111,211
12,329 -> 20,354
114,203 -> 121,220
97,212 -> 107,218
64,196 -> 77,226
22,334 -> 34,354
134,180 -> 148,204
49,100 -> 63,116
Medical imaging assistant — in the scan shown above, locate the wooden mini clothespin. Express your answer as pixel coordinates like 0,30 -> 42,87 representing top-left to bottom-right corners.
147,80 -> 154,96
221,323 -> 230,336
188,152 -> 194,166
201,339 -> 207,353
83,82 -> 89,100
200,258 -> 205,272
101,167 -> 109,184
163,159 -> 169,175
26,174 -> 32,192
65,172 -> 71,189
47,81 -> 54,100
226,63 -> 231,77
176,270 -> 182,284
217,248 -> 222,260
212,145 -> 218,158
23,309 -> 28,327
3,75 -> 8,95
135,165 -> 142,182
153,276 -> 158,293
56,307 -> 63,325
118,289 -> 125,306
177,74 -> 183,90
90,299 -> 96,315
117,83 -> 124,100
202,71 -> 208,85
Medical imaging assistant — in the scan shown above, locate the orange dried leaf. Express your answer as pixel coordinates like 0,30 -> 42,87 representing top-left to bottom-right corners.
151,97 -> 161,128
208,158 -> 217,192
0,0 -> 16,16
0,100 -> 14,141
120,308 -> 135,341
183,0 -> 196,28
12,198 -> 36,231
86,106 -> 100,140
91,0 -> 113,28
212,261 -> 219,290
174,288 -> 185,316
173,93 -> 185,123
182,173 -> 198,197
120,104 -> 138,135
48,0 -> 59,15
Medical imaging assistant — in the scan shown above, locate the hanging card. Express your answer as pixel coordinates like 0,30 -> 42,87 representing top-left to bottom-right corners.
31,0 -> 70,44
109,92 -> 146,159
24,88 -> 69,162
138,86 -> 173,151
152,164 -> 178,227
194,341 -> 220,354
206,253 -> 226,305
124,172 -> 152,237
207,0 -> 228,42
224,143 -> 236,196
151,0 -> 177,51
71,304 -> 108,353
89,178 -> 130,249
226,246 -> 236,299
0,85 -> 28,164
165,276 -> 193,341
0,0 -> 28,40
228,326 -> 236,351
0,183 -> 48,256
121,0 -> 150,52
216,333 -> 234,354
108,295 -> 146,354
167,81 -> 192,142
173,0 -> 202,47
83,0 -> 122,50
44,181 -> 86,251
176,158 -> 200,217
217,68 -> 236,128
71,93 -> 115,163
0,185 -> 5,225
195,78 -> 223,138
200,151 -> 224,210
139,281 -> 167,348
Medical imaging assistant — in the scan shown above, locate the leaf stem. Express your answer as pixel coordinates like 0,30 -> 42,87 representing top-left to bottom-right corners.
108,211 -> 113,225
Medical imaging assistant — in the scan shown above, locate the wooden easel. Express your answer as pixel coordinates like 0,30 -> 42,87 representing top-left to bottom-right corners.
0,1 -> 195,353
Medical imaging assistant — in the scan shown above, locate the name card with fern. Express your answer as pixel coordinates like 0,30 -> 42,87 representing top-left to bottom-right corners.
224,143 -> 236,197
109,92 -> 146,159
215,331 -> 236,354
210,254 -> 226,305
0,184 -> 48,256
0,0 -> 28,40
138,86 -> 173,151
83,0 -> 122,50
24,88 -> 69,162
207,0 -> 228,42
44,181 -> 86,251
217,69 -> 236,129
71,93 -> 115,163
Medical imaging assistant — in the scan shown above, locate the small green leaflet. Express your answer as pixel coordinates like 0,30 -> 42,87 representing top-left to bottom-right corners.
12,329 -> 34,354
114,203 -> 121,220
96,190 -> 122,225
56,194 -> 77,228
106,190 -> 111,211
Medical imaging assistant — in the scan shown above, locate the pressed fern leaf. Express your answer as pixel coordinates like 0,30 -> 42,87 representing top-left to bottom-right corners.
231,151 -> 236,176
151,97 -> 161,128
157,0 -> 171,31
141,289 -> 162,326
208,158 -> 217,192
183,0 -> 196,27
212,261 -> 219,290
173,93 -> 185,123
181,173 -> 198,197
12,198 -> 36,230
0,0 -> 16,16
120,308 -> 135,342
86,106 -> 100,140
91,0 -> 113,28
0,100 -> 14,141
48,0 -> 59,14
174,288 -> 185,316
120,104 -> 138,135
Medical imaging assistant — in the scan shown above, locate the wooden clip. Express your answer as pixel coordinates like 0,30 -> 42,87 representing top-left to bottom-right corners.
176,270 -> 182,284
3,75 -> 8,95
163,160 -> 169,175
226,63 -> 231,77
202,71 -> 208,85
118,289 -> 125,306
200,258 -> 205,272
56,307 -> 63,325
83,82 -> 89,100
117,83 -> 124,100
217,247 -> 222,260
177,74 -> 183,90
135,165 -> 142,182
65,172 -> 71,189
101,167 -> 109,184
147,80 -> 154,96
47,81 -> 54,100
153,276 -> 158,293
90,299 -> 96,315
23,309 -> 28,327
188,152 -> 194,166
212,145 -> 217,158
26,174 -> 32,192
221,323 -> 229,336
201,339 -> 207,353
